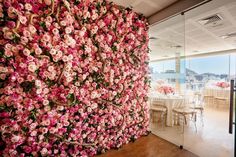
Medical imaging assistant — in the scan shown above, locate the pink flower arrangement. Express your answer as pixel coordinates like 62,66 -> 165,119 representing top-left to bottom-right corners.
157,85 -> 175,95
216,81 -> 230,88
156,80 -> 164,85
0,0 -> 149,156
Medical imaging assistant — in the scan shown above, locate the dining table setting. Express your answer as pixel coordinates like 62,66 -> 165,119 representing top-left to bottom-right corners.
202,81 -> 230,107
149,85 -> 186,127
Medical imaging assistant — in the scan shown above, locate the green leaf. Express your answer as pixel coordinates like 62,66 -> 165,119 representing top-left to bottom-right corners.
0,105 -> 6,112
44,51 -> 53,62
66,124 -> 73,133
101,0 -> 106,6
94,41 -> 99,48
20,81 -> 35,93
35,69 -> 40,75
22,126 -> 29,133
104,82 -> 109,87
49,101 -> 54,108
12,34 -> 20,44
73,75 -> 78,83
67,93 -> 75,102
83,118 -> 89,123
39,21 -> 47,30
46,79 -> 56,87
29,109 -> 37,121
82,18 -> 88,24
74,0 -> 80,5
111,45 -> 117,52
96,2 -> 101,10
81,53 -> 88,60
132,25 -> 138,31
0,49 -> 4,57
81,44 -> 86,50
130,135 -> 136,142
144,77 -> 150,85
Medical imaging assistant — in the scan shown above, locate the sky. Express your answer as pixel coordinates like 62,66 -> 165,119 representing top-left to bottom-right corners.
150,54 -> 236,75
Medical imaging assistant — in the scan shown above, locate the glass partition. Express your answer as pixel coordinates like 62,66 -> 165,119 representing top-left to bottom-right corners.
149,14 -> 186,147
149,0 -> 236,156
183,0 -> 236,156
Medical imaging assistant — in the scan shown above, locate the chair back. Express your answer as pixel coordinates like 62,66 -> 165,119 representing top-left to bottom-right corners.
152,100 -> 166,108
173,99 -> 185,109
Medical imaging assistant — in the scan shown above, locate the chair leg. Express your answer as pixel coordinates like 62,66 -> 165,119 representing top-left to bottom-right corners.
194,113 -> 197,133
184,115 -> 187,125
150,111 -> 153,123
161,113 -> 165,130
153,111 -> 156,123
200,109 -> 204,127
182,115 -> 185,134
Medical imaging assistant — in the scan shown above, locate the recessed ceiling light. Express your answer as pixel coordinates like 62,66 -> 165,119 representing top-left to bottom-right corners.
220,35 -> 229,39
220,32 -> 236,39
149,37 -> 158,40
176,45 -> 182,48
162,55 -> 169,57
171,45 -> 182,48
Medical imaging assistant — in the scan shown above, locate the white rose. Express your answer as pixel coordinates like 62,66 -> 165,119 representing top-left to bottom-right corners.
35,80 -> 41,86
36,88 -> 42,94
49,49 -> 57,55
65,26 -> 72,34
40,148 -> 48,156
29,25 -> 36,34
43,99 -> 49,106
35,47 -> 42,55
91,103 -> 98,109
28,62 -> 37,72
30,130 -> 37,136
11,135 -> 21,143
48,66 -> 54,72
23,48 -> 31,56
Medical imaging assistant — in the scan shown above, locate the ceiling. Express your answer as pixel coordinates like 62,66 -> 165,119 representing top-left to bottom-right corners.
149,0 -> 236,61
111,0 -> 178,17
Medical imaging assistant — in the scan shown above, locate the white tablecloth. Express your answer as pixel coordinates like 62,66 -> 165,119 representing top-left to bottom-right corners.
149,96 -> 185,126
203,88 -> 230,98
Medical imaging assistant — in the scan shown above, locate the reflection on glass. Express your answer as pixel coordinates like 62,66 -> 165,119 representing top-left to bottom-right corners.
150,54 -> 234,94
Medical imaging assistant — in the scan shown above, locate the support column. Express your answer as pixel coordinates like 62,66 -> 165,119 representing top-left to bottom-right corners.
175,52 -> 181,94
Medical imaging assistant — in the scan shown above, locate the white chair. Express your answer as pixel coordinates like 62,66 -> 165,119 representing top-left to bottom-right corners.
214,89 -> 229,108
190,93 -> 205,126
173,103 -> 197,133
150,100 -> 167,129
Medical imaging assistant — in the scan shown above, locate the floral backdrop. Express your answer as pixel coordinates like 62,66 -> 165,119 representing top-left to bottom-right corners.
0,0 -> 150,156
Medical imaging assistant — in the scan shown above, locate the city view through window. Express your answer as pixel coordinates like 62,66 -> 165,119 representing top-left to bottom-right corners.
149,54 -> 236,92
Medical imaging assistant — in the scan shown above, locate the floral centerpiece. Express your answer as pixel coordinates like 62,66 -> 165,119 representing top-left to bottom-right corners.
0,0 -> 150,156
157,85 -> 175,95
215,81 -> 230,88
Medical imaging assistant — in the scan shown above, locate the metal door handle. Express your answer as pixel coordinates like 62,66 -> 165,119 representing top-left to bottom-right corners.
229,80 -> 234,134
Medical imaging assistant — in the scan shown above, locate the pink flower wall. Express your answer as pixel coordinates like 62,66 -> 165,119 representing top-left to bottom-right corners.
0,0 -> 150,156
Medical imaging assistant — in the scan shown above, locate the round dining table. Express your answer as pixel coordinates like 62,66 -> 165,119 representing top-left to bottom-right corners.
149,94 -> 185,127
203,88 -> 230,98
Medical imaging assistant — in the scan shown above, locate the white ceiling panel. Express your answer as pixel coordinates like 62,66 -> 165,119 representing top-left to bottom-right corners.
110,0 -> 178,17
149,0 -> 236,61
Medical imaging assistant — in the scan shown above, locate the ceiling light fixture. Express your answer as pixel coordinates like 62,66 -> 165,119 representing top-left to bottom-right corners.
220,32 -> 236,39
149,37 -> 158,40
162,55 -> 169,58
220,35 -> 229,39
171,45 -> 182,48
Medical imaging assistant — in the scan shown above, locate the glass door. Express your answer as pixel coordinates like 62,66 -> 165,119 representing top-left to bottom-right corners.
149,14 -> 186,147
183,0 -> 236,156
229,53 -> 236,157
184,53 -> 235,157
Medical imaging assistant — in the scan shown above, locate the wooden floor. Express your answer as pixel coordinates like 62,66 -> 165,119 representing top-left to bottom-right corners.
96,133 -> 197,157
